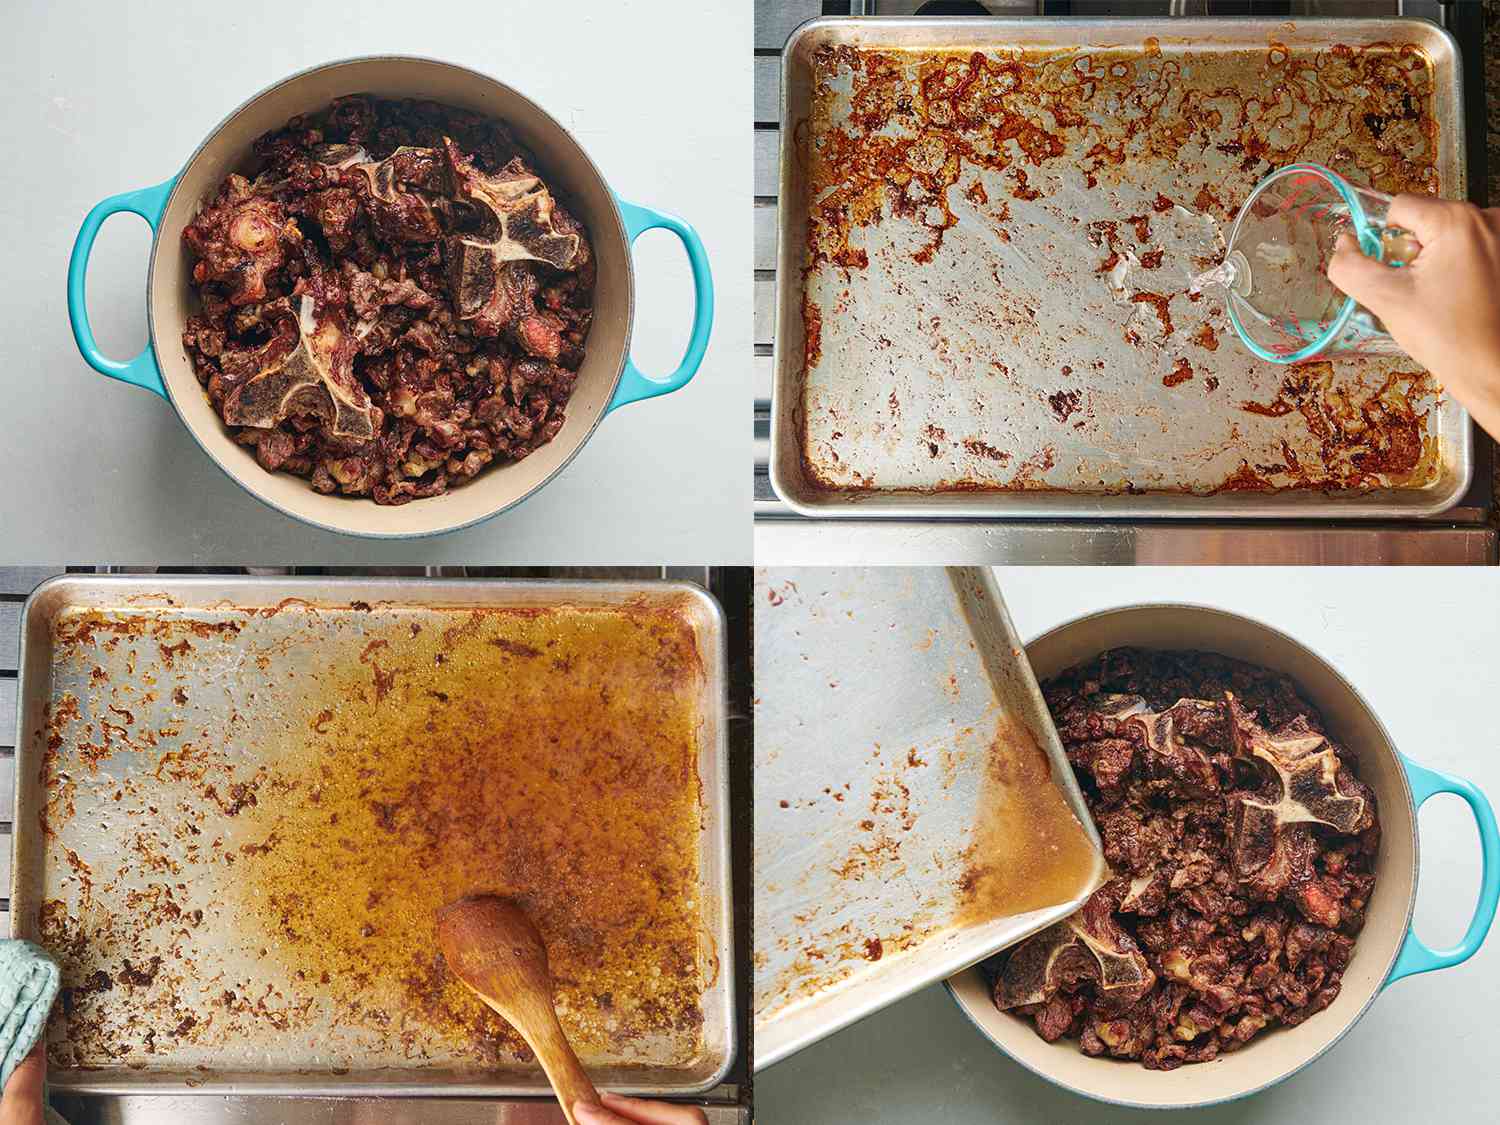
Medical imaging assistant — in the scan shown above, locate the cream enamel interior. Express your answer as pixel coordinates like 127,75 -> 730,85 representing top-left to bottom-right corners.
147,57 -> 631,537
947,605 -> 1418,1109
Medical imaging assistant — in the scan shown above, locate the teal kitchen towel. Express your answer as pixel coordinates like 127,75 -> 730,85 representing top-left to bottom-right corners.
0,939 -> 58,1090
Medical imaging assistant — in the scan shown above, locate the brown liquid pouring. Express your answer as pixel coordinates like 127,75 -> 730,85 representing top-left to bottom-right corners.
955,712 -> 1101,926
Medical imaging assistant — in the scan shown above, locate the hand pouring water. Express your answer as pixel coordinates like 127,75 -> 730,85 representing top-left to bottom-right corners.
1192,162 -> 1422,364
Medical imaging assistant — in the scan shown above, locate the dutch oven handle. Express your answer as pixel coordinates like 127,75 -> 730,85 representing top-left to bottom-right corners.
607,197 -> 713,411
67,177 -> 177,398
1385,754 -> 1500,986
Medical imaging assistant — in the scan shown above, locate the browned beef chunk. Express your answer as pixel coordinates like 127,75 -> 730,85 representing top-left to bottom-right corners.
300,187 -> 361,253
182,176 -> 295,306
246,428 -> 297,472
351,147 -> 446,244
1033,996 -> 1076,1042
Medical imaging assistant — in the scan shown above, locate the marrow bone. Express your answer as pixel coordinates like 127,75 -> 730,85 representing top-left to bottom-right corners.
1225,692 -> 1369,884
994,888 -> 1155,1010
223,295 -> 379,440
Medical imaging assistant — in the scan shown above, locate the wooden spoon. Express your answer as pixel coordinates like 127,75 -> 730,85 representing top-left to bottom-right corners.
435,895 -> 601,1124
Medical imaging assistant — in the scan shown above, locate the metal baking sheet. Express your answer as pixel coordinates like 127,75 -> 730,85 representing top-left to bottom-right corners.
752,566 -> 1104,1069
770,17 -> 1471,518
10,576 -> 734,1097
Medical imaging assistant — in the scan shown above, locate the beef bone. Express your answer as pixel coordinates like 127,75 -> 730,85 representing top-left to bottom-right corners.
1225,693 -> 1370,887
994,887 -> 1155,1010
311,143 -> 371,172
443,139 -> 580,270
223,294 -> 380,440
1089,694 -> 1220,797
1124,698 -> 1222,796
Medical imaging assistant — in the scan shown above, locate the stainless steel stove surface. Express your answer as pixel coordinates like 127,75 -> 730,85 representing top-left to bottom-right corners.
752,0 -> 1495,563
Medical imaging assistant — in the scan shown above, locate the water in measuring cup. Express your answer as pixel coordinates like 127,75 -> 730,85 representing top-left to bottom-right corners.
1183,164 -> 1419,360
1189,198 -> 1364,356
1193,214 -> 1410,358
1189,250 -> 1251,299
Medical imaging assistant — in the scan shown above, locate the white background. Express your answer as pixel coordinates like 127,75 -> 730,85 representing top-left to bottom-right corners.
759,566 -> 1498,1124
0,0 -> 750,564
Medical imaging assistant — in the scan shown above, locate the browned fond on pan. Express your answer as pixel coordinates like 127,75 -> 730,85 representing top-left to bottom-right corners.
759,709 -> 1096,1014
33,599 -> 711,1074
795,38 -> 1444,497
752,567 -> 1106,1074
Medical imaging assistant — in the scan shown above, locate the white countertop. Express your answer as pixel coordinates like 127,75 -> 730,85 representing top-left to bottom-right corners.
758,566 -> 1499,1124
0,0 -> 750,564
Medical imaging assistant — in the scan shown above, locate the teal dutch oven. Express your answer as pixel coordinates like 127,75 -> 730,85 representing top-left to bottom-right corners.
66,57 -> 712,538
946,604 -> 1499,1109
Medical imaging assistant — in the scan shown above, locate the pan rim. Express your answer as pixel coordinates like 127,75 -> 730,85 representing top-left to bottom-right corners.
767,15 -> 1472,520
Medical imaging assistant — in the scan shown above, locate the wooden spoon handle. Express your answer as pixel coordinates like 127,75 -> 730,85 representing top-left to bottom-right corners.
526,1007 -> 600,1125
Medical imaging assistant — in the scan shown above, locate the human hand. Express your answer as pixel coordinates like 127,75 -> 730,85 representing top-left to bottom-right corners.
0,1043 -> 46,1125
1327,194 -> 1500,439
574,1092 -> 709,1125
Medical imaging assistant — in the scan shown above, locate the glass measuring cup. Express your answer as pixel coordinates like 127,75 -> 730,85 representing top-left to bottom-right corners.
1202,163 -> 1421,364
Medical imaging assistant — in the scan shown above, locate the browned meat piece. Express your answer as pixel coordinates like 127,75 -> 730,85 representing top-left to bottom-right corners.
178,96 -> 594,504
510,357 -> 576,399
1096,806 -> 1172,874
181,176 -> 295,306
1033,996 -> 1075,1042
449,257 -> 540,340
350,146 -> 446,243
515,313 -> 563,361
1067,737 -> 1136,802
342,261 -> 437,324
552,205 -> 594,286
373,473 -> 450,505
182,315 -> 226,360
248,428 -> 297,472
995,648 -> 1378,1070
325,96 -> 376,146
301,187 -> 361,253
1128,699 -> 1222,797
401,320 -> 446,356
